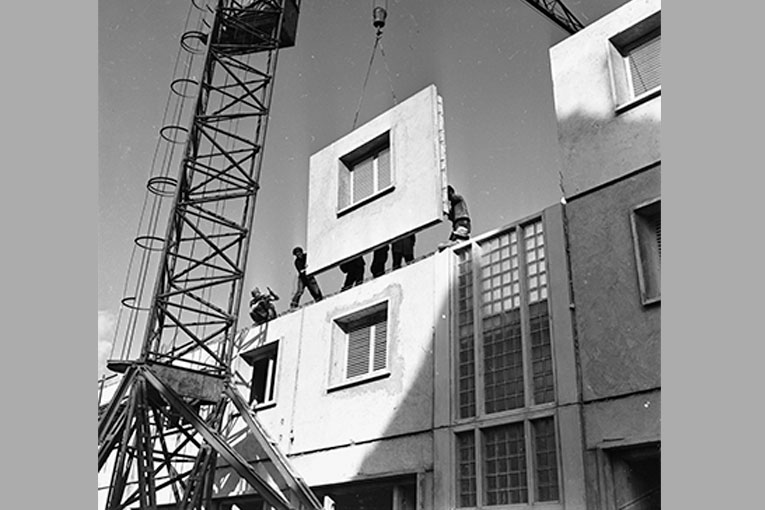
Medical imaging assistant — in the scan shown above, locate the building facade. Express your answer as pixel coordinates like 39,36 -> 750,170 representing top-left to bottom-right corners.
220,203 -> 588,510
550,0 -> 661,508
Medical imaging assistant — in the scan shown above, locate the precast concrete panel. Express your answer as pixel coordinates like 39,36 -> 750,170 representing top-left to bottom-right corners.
306,84 -> 448,274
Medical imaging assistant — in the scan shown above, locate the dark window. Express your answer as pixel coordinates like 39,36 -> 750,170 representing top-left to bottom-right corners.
632,199 -> 661,304
243,343 -> 278,407
609,443 -> 661,510
316,477 -> 417,510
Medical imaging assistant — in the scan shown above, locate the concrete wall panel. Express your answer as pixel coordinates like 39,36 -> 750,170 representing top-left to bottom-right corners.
566,166 -> 660,401
306,85 -> 447,273
582,390 -> 660,449
228,254 -> 448,488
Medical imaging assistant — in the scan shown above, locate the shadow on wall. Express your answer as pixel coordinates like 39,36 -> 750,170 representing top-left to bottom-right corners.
215,256 -> 453,510
315,276 -> 450,510
555,99 -> 660,197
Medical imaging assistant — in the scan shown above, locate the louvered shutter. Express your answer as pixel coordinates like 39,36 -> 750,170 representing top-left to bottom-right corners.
651,212 -> 661,258
347,326 -> 371,378
352,156 -> 374,203
377,146 -> 391,190
628,33 -> 661,96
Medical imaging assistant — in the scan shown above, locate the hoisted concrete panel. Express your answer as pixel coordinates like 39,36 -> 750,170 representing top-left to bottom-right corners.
306,84 -> 448,274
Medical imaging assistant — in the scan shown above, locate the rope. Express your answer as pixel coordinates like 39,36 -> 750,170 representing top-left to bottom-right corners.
352,33 -> 382,130
379,39 -> 397,106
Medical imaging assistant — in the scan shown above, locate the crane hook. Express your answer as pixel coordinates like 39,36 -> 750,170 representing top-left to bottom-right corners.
372,6 -> 387,36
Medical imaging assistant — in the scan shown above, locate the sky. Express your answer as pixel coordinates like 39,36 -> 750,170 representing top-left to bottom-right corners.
98,0 -> 629,376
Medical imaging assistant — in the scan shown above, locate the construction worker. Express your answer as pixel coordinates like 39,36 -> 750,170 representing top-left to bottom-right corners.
447,185 -> 471,242
249,287 -> 279,325
370,245 -> 389,278
339,256 -> 365,290
290,247 -> 323,309
391,234 -> 415,269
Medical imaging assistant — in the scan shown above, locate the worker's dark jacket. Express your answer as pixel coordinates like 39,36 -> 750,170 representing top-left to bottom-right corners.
294,252 -> 310,283
448,195 -> 470,222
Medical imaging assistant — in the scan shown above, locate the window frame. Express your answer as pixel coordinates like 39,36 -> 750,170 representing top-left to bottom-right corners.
607,11 -> 661,114
453,412 -> 563,508
241,340 -> 280,410
451,219 -> 563,508
328,300 -> 391,392
630,198 -> 661,306
453,221 -> 558,424
337,131 -> 394,216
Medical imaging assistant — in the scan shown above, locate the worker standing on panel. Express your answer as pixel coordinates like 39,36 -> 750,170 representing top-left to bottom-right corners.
339,256 -> 366,290
290,247 -> 323,309
447,185 -> 471,242
391,234 -> 415,269
249,287 -> 279,325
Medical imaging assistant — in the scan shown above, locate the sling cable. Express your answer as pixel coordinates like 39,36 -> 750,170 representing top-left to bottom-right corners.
352,0 -> 398,130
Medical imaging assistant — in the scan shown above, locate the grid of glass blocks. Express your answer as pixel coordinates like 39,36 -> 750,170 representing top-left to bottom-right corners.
457,431 -> 477,507
524,221 -> 547,304
483,309 -> 524,413
483,422 -> 528,505
533,417 -> 560,502
480,231 -> 520,316
529,300 -> 554,404
457,248 -> 476,419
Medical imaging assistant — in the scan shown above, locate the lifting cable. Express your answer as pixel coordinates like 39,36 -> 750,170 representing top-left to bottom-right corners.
352,1 -> 398,130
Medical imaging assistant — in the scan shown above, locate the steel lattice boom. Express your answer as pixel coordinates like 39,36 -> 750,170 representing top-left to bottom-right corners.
98,2 -> 322,509
521,0 -> 584,34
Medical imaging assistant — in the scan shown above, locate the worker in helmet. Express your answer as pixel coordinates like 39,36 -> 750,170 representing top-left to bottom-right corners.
290,247 -> 323,309
249,286 -> 279,325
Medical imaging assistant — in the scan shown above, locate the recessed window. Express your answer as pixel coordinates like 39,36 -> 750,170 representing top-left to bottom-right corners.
457,220 -> 555,419
631,199 -> 661,305
338,132 -> 392,213
242,342 -> 278,407
607,443 -> 661,510
609,12 -> 661,111
454,220 -> 561,507
335,302 -> 388,381
456,416 -> 560,507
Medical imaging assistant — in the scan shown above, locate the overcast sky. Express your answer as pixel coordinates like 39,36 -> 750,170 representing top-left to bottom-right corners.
98,0 -> 628,375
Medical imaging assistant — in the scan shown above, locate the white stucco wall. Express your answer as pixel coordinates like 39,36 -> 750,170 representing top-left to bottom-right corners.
225,251 -> 451,490
549,0 -> 661,196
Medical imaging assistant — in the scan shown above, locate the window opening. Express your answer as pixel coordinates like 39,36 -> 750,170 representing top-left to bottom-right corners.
243,343 -> 278,407
454,219 -> 561,508
632,199 -> 661,304
336,302 -> 389,380
338,132 -> 392,211
609,12 -> 661,110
